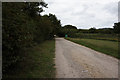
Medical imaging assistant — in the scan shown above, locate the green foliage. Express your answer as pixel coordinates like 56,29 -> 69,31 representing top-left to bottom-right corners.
64,25 -> 77,29
97,28 -> 114,34
57,24 -> 116,38
48,13 -> 62,36
58,25 -> 78,37
89,27 -> 97,33
113,22 -> 120,34
2,2 -> 61,74
73,33 -> 118,41
3,40 -> 55,78
58,24 -> 117,41
77,28 -> 114,34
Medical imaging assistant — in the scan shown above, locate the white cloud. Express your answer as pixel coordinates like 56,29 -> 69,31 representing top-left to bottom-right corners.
42,0 -> 119,29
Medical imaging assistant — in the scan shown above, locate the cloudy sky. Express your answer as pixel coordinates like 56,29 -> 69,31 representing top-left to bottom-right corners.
41,0 -> 119,29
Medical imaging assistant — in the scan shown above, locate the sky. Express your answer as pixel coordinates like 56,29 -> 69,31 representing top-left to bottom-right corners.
41,0 -> 119,29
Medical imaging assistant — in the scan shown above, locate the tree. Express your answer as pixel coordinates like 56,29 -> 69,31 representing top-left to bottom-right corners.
113,22 -> 120,34
2,2 -> 49,74
48,14 -> 61,35
89,27 -> 97,33
58,25 -> 78,37
64,25 -> 77,29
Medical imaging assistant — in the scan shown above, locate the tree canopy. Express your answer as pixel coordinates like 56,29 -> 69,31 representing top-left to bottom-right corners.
113,22 -> 120,34
64,25 -> 77,29
2,2 -> 61,74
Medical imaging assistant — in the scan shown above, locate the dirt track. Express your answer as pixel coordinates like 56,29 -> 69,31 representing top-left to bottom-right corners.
55,38 -> 118,78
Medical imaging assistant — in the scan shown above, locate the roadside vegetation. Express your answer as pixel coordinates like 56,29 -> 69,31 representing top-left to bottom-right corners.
3,2 -> 60,78
4,40 -> 55,78
65,38 -> 119,59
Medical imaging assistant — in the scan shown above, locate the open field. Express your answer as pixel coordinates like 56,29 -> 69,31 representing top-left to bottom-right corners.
3,40 -> 55,78
65,38 -> 119,59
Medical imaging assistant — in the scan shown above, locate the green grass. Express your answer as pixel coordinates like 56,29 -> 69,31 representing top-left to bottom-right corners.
4,40 -> 55,78
65,38 -> 119,59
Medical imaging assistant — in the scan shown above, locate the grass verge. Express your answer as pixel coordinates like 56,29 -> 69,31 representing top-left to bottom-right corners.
4,40 -> 55,78
65,38 -> 119,59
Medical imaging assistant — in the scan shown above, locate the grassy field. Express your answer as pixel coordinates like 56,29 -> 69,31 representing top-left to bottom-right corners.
4,40 -> 55,78
65,38 -> 119,59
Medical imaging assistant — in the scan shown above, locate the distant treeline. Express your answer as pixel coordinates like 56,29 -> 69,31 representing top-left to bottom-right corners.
2,2 -> 61,74
58,24 -> 120,41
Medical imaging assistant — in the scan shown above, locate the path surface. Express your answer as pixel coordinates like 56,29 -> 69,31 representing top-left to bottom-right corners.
55,38 -> 118,78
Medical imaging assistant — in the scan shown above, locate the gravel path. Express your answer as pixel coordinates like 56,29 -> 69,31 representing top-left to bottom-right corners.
55,38 -> 118,78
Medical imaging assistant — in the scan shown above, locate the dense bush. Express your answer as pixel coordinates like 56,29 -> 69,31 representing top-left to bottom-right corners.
2,2 -> 61,74
57,25 -> 78,37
